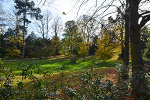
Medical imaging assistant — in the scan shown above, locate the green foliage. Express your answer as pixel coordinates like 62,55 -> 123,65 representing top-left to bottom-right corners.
61,20 -> 83,56
78,41 -> 89,61
144,41 -> 150,59
0,31 -> 7,57
51,36 -> 61,55
70,55 -> 77,63
1,58 -> 150,99
115,63 -> 150,100
63,71 -> 116,100
25,34 -> 54,58
4,28 -> 23,58
131,69 -> 150,99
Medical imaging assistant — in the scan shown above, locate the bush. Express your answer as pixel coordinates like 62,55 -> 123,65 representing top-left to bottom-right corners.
0,60 -> 150,99
144,41 -> 150,59
70,55 -> 77,63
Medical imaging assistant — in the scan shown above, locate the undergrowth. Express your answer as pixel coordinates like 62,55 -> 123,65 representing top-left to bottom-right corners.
0,59 -> 150,99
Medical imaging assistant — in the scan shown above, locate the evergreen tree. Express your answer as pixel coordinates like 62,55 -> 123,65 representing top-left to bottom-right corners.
14,0 -> 42,58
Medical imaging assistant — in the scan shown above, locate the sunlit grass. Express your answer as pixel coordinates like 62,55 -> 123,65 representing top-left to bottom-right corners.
2,55 -> 117,76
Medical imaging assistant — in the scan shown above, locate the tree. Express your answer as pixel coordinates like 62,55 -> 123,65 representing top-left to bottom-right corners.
78,41 -> 89,61
36,10 -> 52,45
52,16 -> 62,57
127,0 -> 150,98
5,28 -> 23,58
62,20 -> 83,56
140,26 -> 150,51
77,15 -> 98,44
144,41 -> 150,59
89,35 -> 98,55
95,29 -> 114,61
25,32 -> 36,57
0,3 -> 6,27
14,0 -> 42,58
0,29 -> 6,57
51,35 -> 61,56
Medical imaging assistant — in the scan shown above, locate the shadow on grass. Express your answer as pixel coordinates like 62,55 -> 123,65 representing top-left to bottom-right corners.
2,55 -> 117,75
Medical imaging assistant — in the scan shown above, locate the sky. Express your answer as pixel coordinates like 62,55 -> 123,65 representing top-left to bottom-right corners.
2,0 -> 121,39
2,0 -> 88,38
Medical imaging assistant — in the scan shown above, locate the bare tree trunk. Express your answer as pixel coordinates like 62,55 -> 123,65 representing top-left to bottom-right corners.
129,1 -> 143,70
22,0 -> 27,59
83,56 -> 85,62
129,0 -> 146,98
122,0 -> 129,79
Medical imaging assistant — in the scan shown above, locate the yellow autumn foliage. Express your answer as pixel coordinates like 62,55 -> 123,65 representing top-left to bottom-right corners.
95,33 -> 114,60
78,41 -> 89,57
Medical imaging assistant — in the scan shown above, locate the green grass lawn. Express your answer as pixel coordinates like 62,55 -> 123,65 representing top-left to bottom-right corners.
1,55 -> 117,75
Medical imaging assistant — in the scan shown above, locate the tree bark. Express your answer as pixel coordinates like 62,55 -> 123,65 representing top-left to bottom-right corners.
125,0 -> 129,66
22,0 -> 27,59
129,0 -> 146,98
129,1 -> 143,70
121,0 -> 130,80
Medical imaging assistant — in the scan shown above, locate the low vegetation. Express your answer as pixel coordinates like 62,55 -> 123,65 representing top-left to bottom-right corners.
0,56 -> 150,99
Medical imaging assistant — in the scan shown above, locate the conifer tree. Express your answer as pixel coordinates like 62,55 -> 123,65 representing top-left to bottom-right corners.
14,0 -> 42,58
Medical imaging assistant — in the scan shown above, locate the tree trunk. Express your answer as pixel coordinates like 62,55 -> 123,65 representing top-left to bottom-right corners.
22,0 -> 27,59
125,0 -> 129,66
129,1 -> 143,70
122,0 -> 129,79
83,56 -> 85,62
129,0 -> 145,98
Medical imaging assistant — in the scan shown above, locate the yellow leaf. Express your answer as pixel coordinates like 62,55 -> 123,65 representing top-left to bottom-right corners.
62,12 -> 66,15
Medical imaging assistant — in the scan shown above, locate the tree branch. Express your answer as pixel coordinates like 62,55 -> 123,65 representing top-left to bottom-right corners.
139,11 -> 150,17
139,14 -> 150,29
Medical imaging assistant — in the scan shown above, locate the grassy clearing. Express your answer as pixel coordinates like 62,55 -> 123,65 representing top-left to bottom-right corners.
2,55 -> 117,74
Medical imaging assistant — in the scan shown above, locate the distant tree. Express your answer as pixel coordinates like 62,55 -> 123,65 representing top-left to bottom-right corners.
144,40 -> 150,59
140,26 -> 150,51
0,3 -> 6,27
14,0 -> 42,58
34,37 -> 43,58
95,30 -> 114,60
36,10 -> 52,45
62,20 -> 83,56
51,36 -> 61,56
0,29 -> 6,57
52,16 -> 62,57
77,15 -> 98,44
89,35 -> 98,55
25,32 -> 36,57
78,41 -> 89,61
5,28 -> 23,58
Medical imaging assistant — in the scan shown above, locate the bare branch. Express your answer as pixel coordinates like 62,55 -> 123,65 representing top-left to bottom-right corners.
139,11 -> 150,17
139,14 -> 150,29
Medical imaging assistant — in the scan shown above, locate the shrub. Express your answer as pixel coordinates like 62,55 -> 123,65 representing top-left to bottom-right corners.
70,55 -> 77,63
144,41 -> 150,59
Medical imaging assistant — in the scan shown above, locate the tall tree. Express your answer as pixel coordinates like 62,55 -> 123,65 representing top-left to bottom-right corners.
25,31 -> 36,57
0,2 -> 6,27
77,15 -> 98,44
78,41 -> 89,61
51,35 -> 61,56
129,0 -> 150,98
52,16 -> 62,57
14,0 -> 42,58
5,28 -> 23,58
62,20 -> 83,55
36,10 -> 52,45
125,0 -> 129,67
